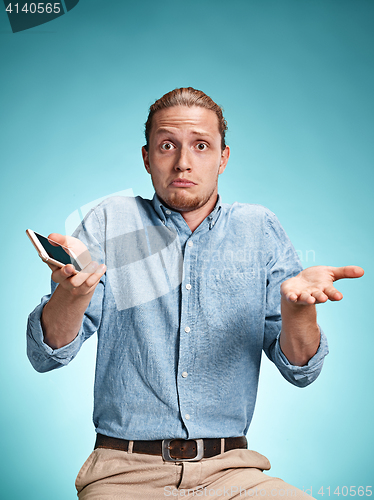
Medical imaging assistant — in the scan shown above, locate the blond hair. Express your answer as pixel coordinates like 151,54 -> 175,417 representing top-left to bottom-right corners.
144,87 -> 228,151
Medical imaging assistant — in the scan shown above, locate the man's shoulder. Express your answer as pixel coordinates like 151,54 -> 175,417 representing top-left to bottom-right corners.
93,195 -> 151,212
82,195 -> 154,236
221,201 -> 276,221
218,202 -> 285,240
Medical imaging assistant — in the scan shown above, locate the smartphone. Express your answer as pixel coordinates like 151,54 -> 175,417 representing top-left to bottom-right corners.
26,229 -> 83,272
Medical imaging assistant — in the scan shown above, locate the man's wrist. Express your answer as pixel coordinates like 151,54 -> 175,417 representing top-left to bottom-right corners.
41,286 -> 93,350
280,297 -> 320,366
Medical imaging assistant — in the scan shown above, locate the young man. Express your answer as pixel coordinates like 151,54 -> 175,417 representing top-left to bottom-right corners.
27,88 -> 363,499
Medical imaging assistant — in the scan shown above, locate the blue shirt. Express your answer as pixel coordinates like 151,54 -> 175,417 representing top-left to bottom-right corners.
27,194 -> 329,440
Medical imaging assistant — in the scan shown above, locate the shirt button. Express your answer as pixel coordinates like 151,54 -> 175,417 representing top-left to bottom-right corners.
185,414 -> 190,420
187,241 -> 193,247
181,371 -> 188,378
211,221 -> 215,226
184,326 -> 191,333
165,210 -> 171,215
161,220 -> 165,225
186,284 -> 192,290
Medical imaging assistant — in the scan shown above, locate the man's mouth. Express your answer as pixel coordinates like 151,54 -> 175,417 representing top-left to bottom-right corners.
170,179 -> 197,187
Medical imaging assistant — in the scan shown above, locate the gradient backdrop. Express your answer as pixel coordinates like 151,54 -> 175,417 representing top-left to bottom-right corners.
0,0 -> 373,498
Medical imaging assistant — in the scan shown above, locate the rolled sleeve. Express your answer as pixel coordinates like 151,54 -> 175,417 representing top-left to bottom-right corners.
271,326 -> 329,387
263,209 -> 329,387
27,275 -> 104,373
27,296 -> 86,373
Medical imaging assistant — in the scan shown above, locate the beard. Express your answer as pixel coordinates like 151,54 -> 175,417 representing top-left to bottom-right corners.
153,177 -> 219,213
161,190 -> 214,212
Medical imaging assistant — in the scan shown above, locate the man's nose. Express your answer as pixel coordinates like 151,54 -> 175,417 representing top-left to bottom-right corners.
175,147 -> 191,171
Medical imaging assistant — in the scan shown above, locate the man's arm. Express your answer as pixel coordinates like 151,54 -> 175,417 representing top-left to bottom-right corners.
40,233 -> 106,350
279,265 -> 364,366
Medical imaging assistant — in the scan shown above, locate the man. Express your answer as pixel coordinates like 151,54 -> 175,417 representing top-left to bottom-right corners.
27,87 -> 363,499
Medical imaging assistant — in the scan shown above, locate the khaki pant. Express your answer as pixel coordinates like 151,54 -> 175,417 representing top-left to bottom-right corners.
76,446 -> 314,499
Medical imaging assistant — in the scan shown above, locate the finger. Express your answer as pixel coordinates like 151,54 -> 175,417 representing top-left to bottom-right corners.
310,290 -> 328,303
51,264 -> 76,284
293,291 -> 315,305
66,261 -> 100,289
69,264 -> 106,295
281,288 -> 299,302
330,266 -> 365,281
324,285 -> 343,301
81,264 -> 107,290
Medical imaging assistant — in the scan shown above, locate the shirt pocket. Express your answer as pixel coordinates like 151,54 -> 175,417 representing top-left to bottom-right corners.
206,268 -> 255,293
201,265 -> 256,332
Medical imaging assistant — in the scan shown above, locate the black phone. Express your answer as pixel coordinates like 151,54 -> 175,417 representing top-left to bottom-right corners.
26,229 -> 83,272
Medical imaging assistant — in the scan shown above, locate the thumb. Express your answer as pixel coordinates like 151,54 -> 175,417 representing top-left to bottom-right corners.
331,266 -> 365,281
47,233 -> 69,248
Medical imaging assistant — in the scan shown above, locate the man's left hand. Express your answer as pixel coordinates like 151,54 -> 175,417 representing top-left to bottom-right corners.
281,266 -> 364,306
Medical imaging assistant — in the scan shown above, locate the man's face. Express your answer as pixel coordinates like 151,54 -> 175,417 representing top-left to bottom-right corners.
142,106 -> 230,213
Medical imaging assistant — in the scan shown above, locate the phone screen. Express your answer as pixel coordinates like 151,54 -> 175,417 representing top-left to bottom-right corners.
34,232 -> 83,272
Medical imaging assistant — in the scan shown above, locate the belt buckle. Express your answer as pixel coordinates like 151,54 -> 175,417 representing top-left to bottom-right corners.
162,439 -> 204,462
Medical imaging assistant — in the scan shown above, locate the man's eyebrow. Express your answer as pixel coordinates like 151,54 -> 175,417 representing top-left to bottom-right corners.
154,128 -> 175,136
154,128 -> 213,138
190,130 -> 213,138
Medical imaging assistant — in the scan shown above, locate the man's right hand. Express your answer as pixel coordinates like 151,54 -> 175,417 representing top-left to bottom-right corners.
41,233 -> 106,349
46,233 -> 106,296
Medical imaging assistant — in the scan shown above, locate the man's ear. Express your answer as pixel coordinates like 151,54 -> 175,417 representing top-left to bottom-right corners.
218,146 -> 230,175
142,146 -> 151,174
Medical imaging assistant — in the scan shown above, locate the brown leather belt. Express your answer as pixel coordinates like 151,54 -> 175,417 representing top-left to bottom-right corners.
95,434 -> 247,462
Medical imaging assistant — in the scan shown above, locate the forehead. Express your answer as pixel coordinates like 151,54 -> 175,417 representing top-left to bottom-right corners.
150,106 -> 220,138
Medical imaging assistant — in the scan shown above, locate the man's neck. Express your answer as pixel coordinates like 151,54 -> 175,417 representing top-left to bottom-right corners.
179,194 -> 218,232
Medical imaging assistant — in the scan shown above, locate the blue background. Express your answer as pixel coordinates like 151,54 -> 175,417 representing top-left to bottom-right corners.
0,0 -> 373,498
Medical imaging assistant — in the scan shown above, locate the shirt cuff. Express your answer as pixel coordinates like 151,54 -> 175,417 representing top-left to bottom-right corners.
273,326 -> 329,387
27,299 -> 84,367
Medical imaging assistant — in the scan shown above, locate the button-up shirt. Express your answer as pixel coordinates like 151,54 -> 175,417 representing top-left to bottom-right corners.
27,194 -> 329,440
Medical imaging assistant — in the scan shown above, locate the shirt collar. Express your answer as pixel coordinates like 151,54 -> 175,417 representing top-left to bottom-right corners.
151,192 -> 222,230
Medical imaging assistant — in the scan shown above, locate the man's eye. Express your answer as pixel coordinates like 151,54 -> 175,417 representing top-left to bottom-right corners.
196,143 -> 207,151
161,143 -> 174,150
